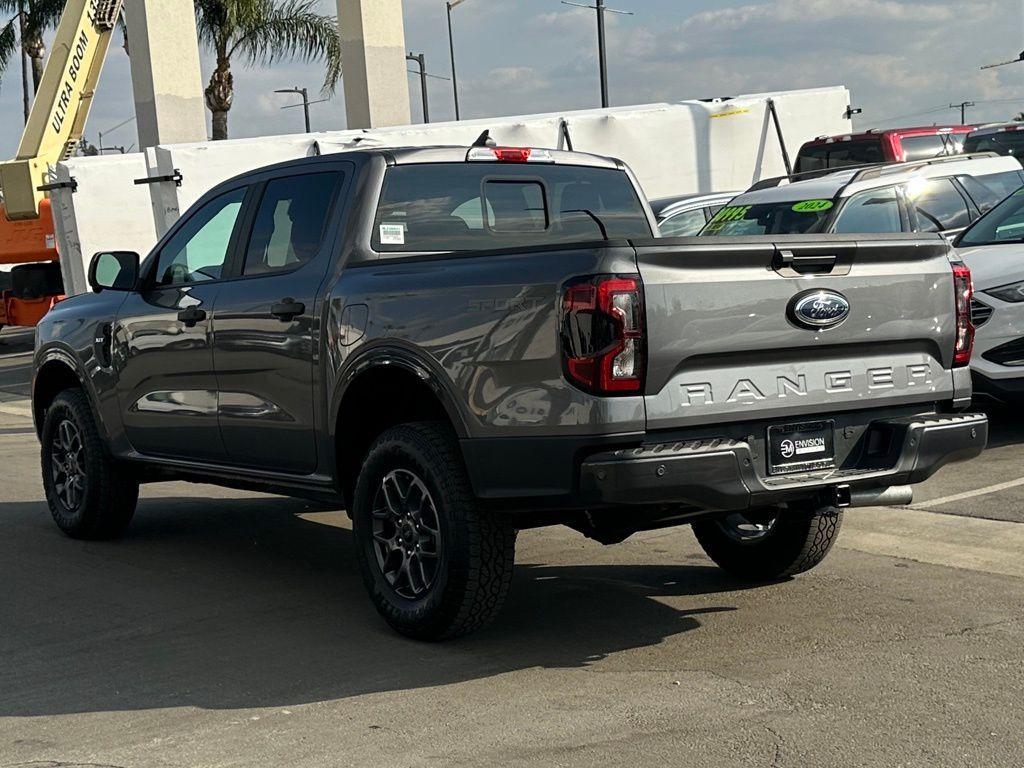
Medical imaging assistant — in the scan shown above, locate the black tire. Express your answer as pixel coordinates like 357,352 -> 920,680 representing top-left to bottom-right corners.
352,421 -> 516,640
692,503 -> 843,581
41,388 -> 139,540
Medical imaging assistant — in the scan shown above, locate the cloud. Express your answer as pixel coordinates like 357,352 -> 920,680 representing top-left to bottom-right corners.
0,0 -> 1019,156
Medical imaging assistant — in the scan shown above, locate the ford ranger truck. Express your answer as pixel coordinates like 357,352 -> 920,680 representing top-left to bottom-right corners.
31,144 -> 987,640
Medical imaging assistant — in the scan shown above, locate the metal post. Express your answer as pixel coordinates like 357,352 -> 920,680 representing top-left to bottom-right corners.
446,2 -> 461,120
767,99 -> 793,177
596,0 -> 608,108
300,87 -> 311,133
407,53 -> 429,123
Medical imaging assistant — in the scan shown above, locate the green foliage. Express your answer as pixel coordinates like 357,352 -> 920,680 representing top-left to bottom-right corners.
0,0 -> 68,91
194,0 -> 342,94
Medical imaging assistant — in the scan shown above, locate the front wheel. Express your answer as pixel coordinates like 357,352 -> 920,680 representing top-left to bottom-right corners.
692,503 -> 843,581
352,422 -> 516,640
41,388 -> 139,539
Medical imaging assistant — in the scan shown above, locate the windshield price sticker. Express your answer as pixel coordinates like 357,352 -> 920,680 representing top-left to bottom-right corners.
379,223 -> 406,245
709,205 -> 752,223
792,199 -> 834,213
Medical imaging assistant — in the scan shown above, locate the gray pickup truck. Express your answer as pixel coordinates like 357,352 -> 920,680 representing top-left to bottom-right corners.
32,144 -> 987,639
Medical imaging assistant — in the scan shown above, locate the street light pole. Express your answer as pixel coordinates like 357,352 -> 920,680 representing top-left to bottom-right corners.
596,0 -> 608,109
446,0 -> 470,120
276,87 -> 311,132
561,0 -> 633,109
407,52 -> 430,123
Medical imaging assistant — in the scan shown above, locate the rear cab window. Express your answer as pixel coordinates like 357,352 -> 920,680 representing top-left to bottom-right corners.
372,163 -> 652,253
795,139 -> 885,173
964,131 -> 1024,160
900,133 -> 963,161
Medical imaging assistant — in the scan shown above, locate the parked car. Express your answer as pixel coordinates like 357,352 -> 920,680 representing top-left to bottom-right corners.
794,126 -> 971,174
700,154 -> 1024,239
650,191 -> 738,236
954,188 -> 1024,401
32,144 -> 987,640
963,123 -> 1024,164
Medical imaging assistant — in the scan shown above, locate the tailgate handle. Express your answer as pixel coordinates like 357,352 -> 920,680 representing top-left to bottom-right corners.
774,249 -> 837,276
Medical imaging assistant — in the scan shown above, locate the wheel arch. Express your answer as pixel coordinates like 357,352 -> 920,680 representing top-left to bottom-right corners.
331,346 -> 471,506
32,349 -> 87,437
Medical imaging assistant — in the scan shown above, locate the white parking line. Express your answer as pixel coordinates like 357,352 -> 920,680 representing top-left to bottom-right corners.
0,402 -> 32,419
915,477 -> 1024,509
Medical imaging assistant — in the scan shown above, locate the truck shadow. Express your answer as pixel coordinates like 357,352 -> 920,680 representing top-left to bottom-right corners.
977,401 -> 1024,449
0,495 -> 742,717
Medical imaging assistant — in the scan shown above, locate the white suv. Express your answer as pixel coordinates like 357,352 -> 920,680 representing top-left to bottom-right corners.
955,189 -> 1024,401
698,154 -> 1024,239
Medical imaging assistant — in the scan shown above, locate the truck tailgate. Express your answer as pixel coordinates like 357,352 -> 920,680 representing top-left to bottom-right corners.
634,235 -> 958,431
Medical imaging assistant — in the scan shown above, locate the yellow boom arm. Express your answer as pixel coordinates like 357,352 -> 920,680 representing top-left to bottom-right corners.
0,0 -> 122,221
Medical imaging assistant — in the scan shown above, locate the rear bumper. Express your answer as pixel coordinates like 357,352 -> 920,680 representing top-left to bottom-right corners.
578,413 -> 986,511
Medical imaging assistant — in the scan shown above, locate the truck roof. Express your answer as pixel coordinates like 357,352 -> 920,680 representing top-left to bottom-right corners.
732,154 -> 1021,204
217,144 -> 629,187
803,125 -> 972,144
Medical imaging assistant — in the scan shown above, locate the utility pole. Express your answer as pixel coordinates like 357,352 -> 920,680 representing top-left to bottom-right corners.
446,0 -> 470,120
407,52 -> 429,123
950,101 -> 976,124
562,0 -> 632,109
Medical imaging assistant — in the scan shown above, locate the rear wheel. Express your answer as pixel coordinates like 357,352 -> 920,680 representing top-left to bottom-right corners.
352,422 -> 517,640
41,389 -> 139,539
692,503 -> 842,581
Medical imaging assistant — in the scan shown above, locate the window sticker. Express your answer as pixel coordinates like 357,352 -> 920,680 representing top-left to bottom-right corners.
378,223 -> 406,245
709,205 -> 752,223
792,200 -> 834,213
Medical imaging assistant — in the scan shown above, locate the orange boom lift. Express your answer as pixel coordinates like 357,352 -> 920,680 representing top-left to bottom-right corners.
0,0 -> 122,330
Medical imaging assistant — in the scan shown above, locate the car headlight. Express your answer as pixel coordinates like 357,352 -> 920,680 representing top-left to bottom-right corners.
985,281 -> 1024,303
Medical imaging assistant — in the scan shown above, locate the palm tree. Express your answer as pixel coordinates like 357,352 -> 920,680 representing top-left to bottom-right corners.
195,0 -> 342,140
0,0 -> 66,120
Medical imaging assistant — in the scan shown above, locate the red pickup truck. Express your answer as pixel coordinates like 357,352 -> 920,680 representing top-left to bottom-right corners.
795,126 -> 971,173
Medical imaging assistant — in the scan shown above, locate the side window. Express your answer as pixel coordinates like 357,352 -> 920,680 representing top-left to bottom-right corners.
906,178 -> 972,233
243,172 -> 341,276
153,188 -> 246,287
832,187 -> 903,234
962,171 -> 1024,211
958,175 -> 1007,215
658,208 -> 708,237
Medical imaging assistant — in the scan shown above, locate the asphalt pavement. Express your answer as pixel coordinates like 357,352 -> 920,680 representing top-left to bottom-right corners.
1,329 -> 1021,767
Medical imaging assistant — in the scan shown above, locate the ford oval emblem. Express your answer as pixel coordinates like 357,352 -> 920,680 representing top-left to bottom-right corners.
788,290 -> 851,330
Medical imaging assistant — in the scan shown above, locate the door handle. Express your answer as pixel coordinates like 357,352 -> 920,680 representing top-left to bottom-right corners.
270,297 -> 305,321
177,306 -> 207,327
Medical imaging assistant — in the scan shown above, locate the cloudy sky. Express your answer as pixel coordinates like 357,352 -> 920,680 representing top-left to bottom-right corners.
0,0 -> 1020,156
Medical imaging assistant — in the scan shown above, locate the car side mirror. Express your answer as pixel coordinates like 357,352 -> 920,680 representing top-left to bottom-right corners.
88,251 -> 139,293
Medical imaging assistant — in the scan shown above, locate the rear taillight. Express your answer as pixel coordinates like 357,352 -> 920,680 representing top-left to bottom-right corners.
953,263 -> 974,367
561,275 -> 645,395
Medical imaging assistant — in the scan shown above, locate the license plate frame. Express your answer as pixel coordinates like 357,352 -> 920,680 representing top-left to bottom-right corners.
767,420 -> 836,475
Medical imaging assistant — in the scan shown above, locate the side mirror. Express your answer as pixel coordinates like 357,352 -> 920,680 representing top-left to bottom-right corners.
88,251 -> 139,293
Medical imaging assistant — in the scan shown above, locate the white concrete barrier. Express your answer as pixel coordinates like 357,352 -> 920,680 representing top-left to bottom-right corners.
53,86 -> 852,295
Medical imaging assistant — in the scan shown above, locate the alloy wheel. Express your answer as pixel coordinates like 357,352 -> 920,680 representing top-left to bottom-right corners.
51,418 -> 86,512
370,469 -> 442,599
